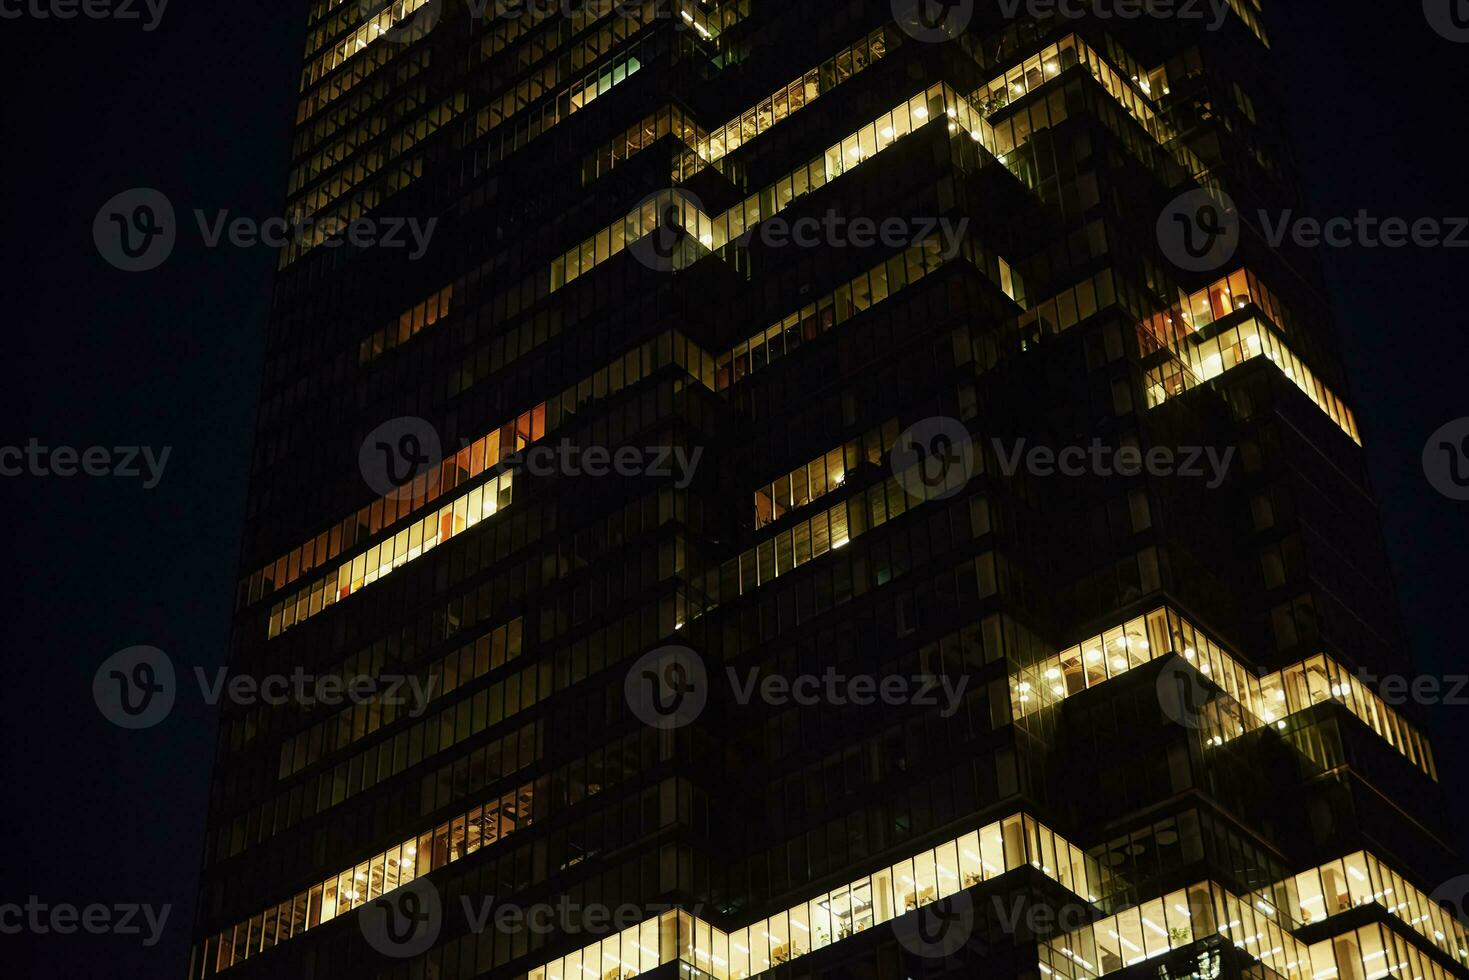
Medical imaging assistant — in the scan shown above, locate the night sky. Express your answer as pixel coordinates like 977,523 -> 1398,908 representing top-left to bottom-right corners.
4,4 -> 1466,977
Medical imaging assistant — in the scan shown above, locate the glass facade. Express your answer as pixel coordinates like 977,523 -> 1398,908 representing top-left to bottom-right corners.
1010,606 -> 1436,779
194,5 -> 1465,980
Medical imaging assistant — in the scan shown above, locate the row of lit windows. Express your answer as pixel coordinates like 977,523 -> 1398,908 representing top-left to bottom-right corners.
277,616 -> 524,779
278,153 -> 425,268
1281,851 -> 1468,967
472,28 -> 707,174
974,33 -> 1211,186
552,81 -> 1000,290
295,35 -> 429,128
218,487 -> 687,853
1257,654 -> 1436,777
218,705 -> 538,865
476,42 -> 645,140
1050,900 -> 1459,980
201,770 -> 1459,980
1009,605 -> 1435,779
292,49 -> 429,159
245,405 -> 541,608
582,104 -> 707,186
1144,314 -> 1362,445
288,80 -> 423,195
754,422 -> 896,530
209,713 -> 692,971
525,812 -> 1096,980
293,92 -> 463,224
357,283 -> 454,365
714,236 -> 1022,393
990,57 -> 1190,202
203,782 -> 535,974
694,28 -> 890,167
248,332 -> 707,610
976,35 -> 1162,144
269,469 -> 515,638
579,25 -> 888,188
303,0 -> 400,60
476,9 -> 657,138
302,0 -> 382,63
260,331 -> 717,632
1040,879 -> 1311,980
1143,267 -> 1297,345
302,0 -> 433,90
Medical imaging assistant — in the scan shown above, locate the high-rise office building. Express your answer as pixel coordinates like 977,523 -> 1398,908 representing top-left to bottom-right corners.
190,2 -> 1467,979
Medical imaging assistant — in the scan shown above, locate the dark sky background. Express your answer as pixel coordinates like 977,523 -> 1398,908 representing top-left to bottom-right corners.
2,4 -> 1466,978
